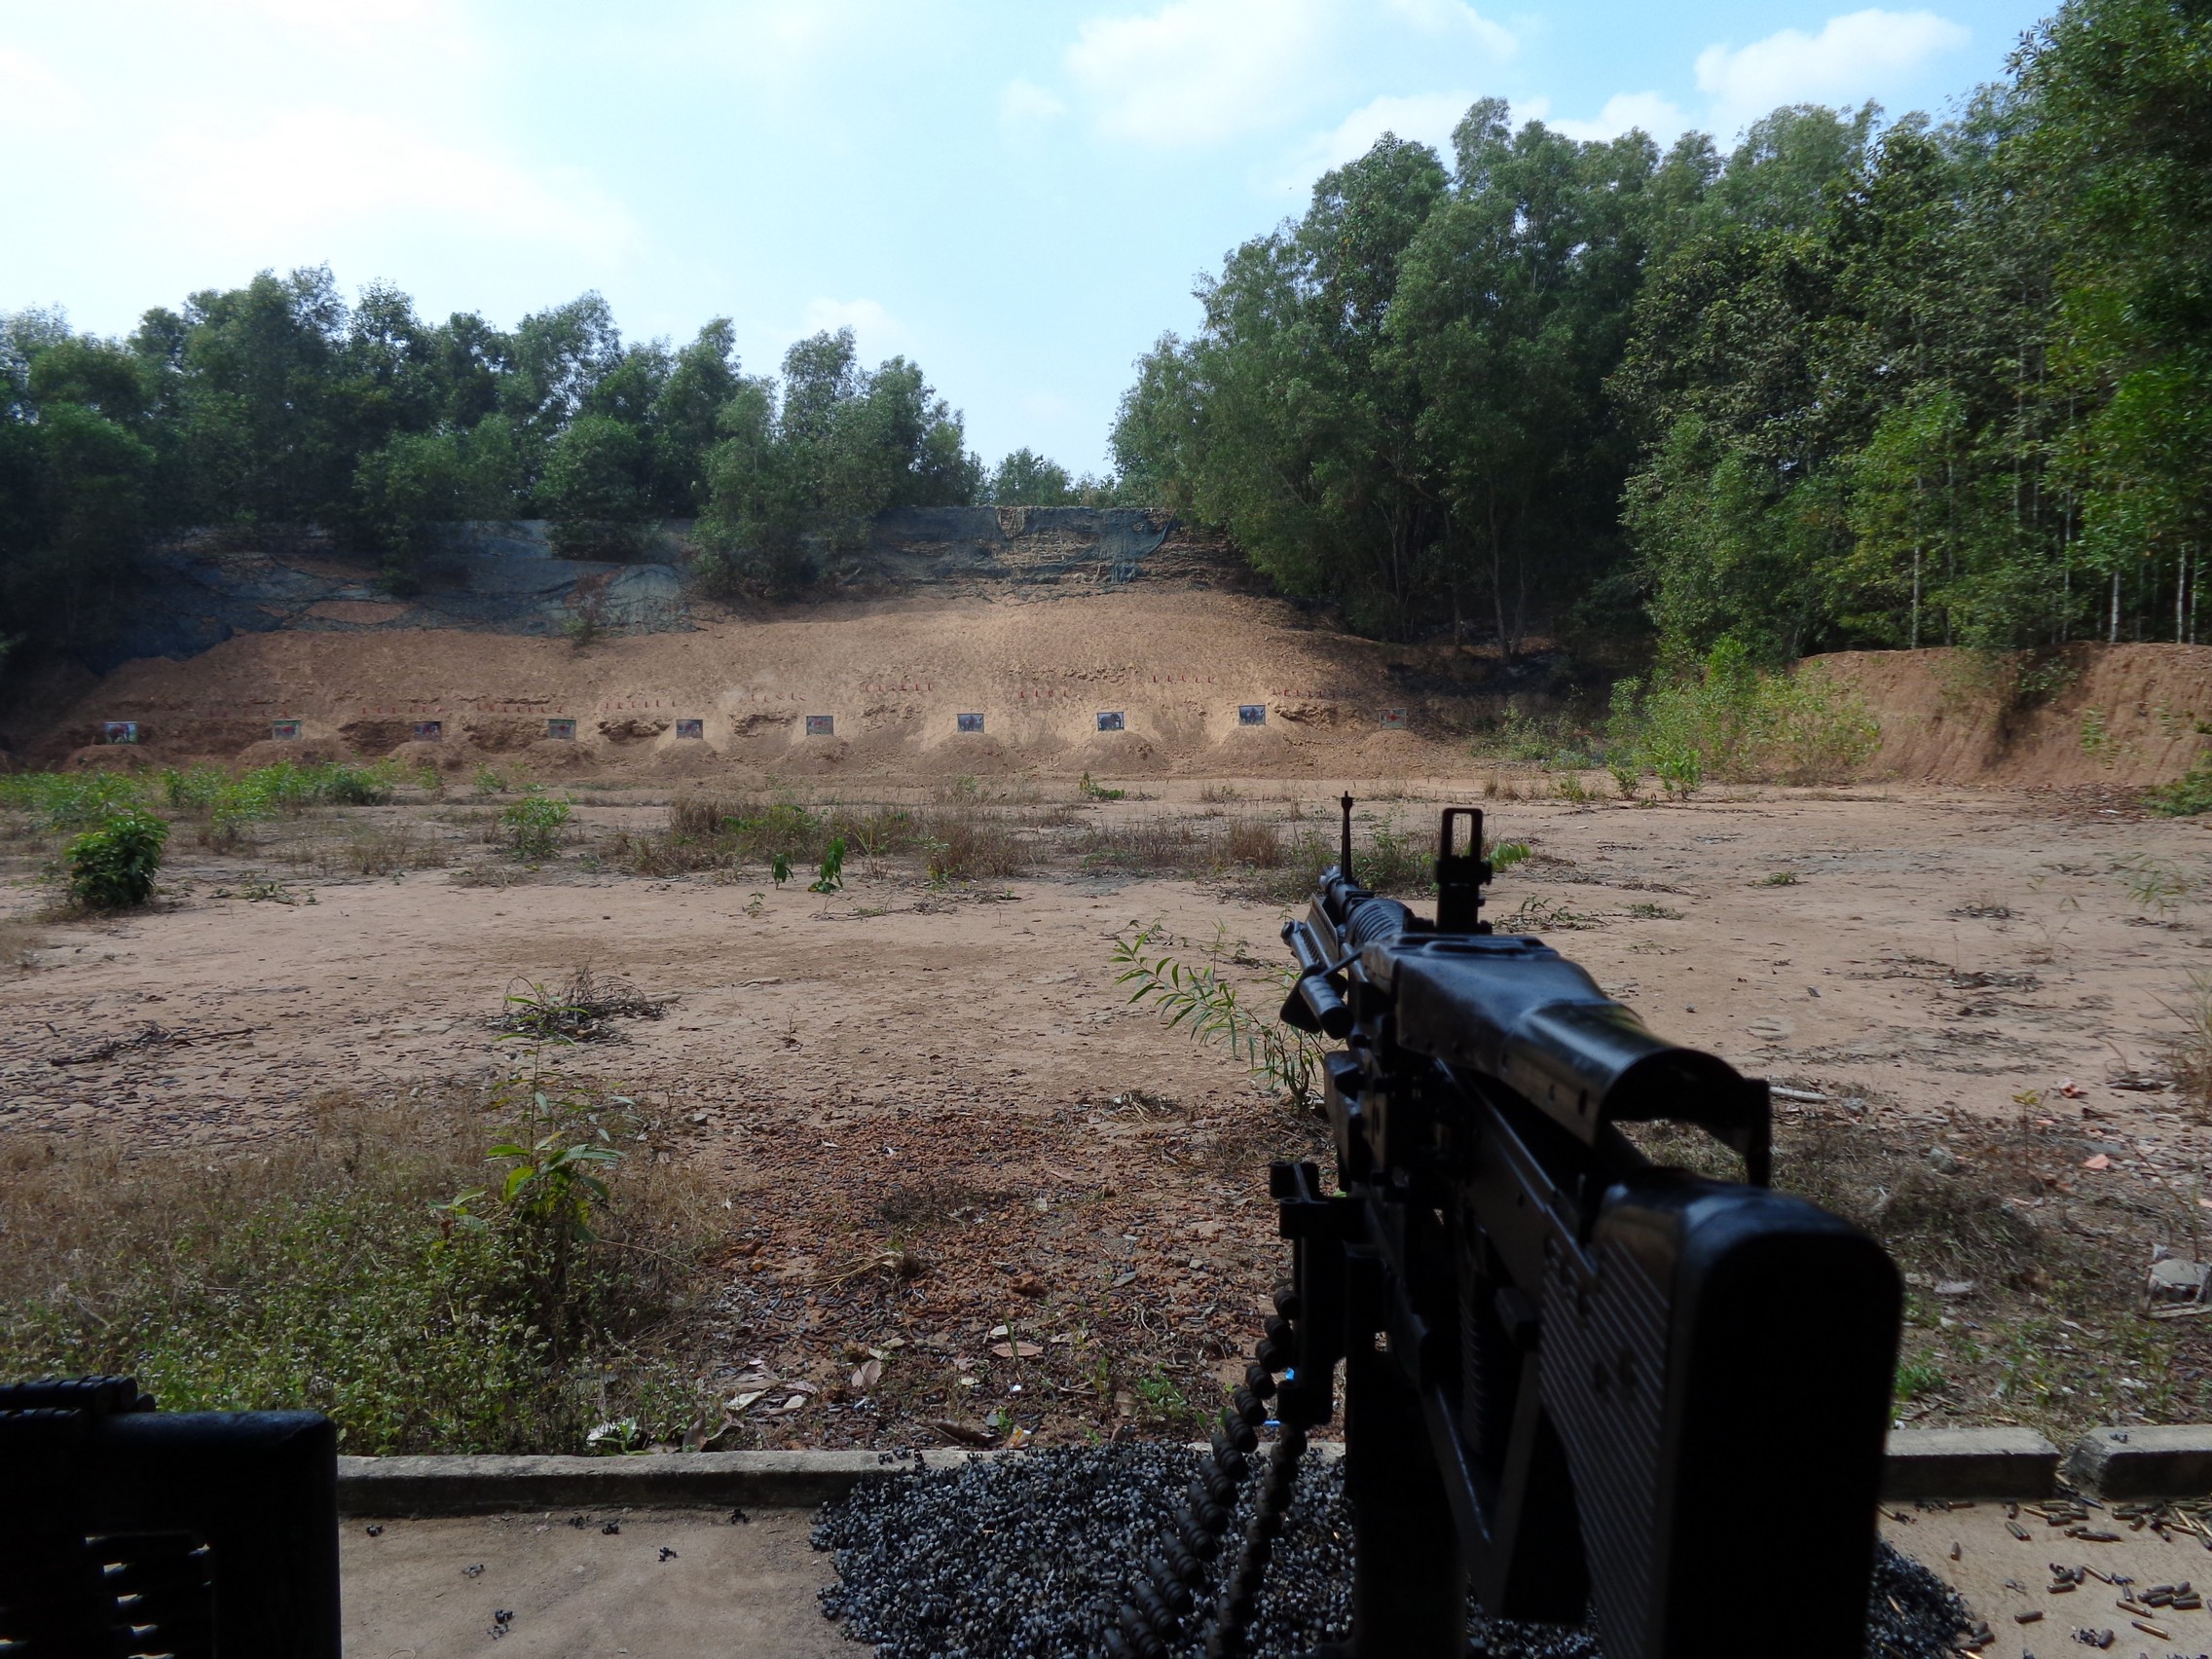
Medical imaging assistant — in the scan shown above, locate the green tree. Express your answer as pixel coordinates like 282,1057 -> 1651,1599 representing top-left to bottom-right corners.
539,415 -> 649,559
987,448 -> 1078,505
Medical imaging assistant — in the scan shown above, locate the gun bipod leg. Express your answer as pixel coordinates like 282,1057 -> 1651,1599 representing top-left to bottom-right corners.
1339,1332 -> 1468,1659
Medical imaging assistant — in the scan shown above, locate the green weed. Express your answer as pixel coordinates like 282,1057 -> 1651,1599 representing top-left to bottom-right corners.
1110,922 -> 1325,1103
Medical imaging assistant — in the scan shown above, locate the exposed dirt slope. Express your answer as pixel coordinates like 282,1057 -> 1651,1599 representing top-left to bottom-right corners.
16,589 -> 1490,781
1814,644 -> 2212,788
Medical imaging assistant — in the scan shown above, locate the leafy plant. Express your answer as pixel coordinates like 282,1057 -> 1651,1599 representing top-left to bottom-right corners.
64,808 -> 168,908
436,1023 -> 630,1362
500,792 -> 571,860
1110,922 -> 1324,1103
1079,772 -> 1125,801
809,835 -> 847,893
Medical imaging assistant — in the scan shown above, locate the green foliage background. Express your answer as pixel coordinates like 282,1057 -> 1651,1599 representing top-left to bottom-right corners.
1110,0 -> 2211,665
3,0 -> 2204,685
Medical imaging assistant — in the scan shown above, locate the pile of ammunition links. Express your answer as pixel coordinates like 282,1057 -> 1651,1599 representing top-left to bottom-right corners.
813,1446 -> 1972,1659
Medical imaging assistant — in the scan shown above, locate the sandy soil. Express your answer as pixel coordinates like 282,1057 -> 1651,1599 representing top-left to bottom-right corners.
11,589 -> 1477,780
10,778 -> 2212,1450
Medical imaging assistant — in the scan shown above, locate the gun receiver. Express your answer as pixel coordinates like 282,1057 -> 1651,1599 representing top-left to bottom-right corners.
1269,796 -> 1900,1659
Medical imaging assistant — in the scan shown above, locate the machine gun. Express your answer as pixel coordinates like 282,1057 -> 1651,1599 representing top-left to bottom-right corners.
1110,798 -> 1900,1659
0,1375 -> 340,1657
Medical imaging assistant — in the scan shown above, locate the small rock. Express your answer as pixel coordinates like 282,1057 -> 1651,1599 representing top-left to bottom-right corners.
1927,1146 -> 1962,1175
2149,1257 -> 2211,1303
1933,1279 -> 1976,1298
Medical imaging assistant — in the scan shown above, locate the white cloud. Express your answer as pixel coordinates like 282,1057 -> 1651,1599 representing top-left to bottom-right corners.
0,48 -> 82,127
1000,77 -> 1067,126
142,109 -> 636,258
800,297 -> 898,351
1380,0 -> 1517,58
1285,91 -> 1476,186
1065,0 -> 1331,145
1695,9 -> 1970,130
1550,92 -> 1689,145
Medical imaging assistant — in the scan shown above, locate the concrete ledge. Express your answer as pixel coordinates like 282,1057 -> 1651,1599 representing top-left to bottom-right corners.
1880,1427 -> 2059,1499
341,1428 -> 2077,1517
336,1451 -> 927,1518
2066,1425 -> 2212,1498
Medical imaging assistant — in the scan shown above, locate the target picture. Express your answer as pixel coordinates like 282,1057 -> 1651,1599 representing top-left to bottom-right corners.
956,713 -> 985,733
1095,710 -> 1125,732
102,721 -> 137,745
413,720 -> 443,742
675,719 -> 704,739
1380,708 -> 1409,729
545,718 -> 576,741
1237,704 -> 1267,726
805,715 -> 835,737
270,719 -> 302,741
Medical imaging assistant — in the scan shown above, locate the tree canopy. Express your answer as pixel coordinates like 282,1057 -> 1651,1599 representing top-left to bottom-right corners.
1113,0 -> 2212,663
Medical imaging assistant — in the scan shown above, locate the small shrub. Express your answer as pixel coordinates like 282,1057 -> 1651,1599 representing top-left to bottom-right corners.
65,809 -> 168,908
1609,641 -> 1880,790
810,836 -> 848,894
2149,755 -> 2212,817
501,793 -> 572,861
1487,839 -> 1532,871
1079,772 -> 1125,801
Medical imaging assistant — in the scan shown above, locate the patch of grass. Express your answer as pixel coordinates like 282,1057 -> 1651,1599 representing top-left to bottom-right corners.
0,1087 -> 716,1453
1896,1357 -> 1948,1402
1625,901 -> 1684,920
2116,853 -> 2194,915
1608,640 -> 1880,792
1758,870 -> 1801,887
0,770 -> 146,830
2148,754 -> 2212,817
923,810 -> 1031,883
1222,818 -> 1283,867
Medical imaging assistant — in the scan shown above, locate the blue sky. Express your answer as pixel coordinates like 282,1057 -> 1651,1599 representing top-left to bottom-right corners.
2,0 -> 2052,473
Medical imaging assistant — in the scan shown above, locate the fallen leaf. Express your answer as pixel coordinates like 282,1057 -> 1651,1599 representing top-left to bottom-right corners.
2083,1154 -> 2112,1171
988,1324 -> 1011,1339
1003,1426 -> 1033,1449
931,1418 -> 996,1447
727,1390 -> 768,1412
850,1358 -> 883,1391
990,1342 -> 1044,1359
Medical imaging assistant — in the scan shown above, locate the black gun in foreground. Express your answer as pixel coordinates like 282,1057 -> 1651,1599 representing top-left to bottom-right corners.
1111,798 -> 1900,1659
0,1376 -> 339,1657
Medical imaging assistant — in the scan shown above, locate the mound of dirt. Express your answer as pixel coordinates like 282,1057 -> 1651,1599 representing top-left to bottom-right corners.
18,590 -> 1491,783
1815,644 -> 2212,788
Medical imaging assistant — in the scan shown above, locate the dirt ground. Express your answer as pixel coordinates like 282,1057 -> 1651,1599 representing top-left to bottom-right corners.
11,776 -> 2212,1452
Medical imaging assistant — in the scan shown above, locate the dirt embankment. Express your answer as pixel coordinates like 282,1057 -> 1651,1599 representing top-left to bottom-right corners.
1815,644 -> 2212,789
10,589 -> 1499,782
